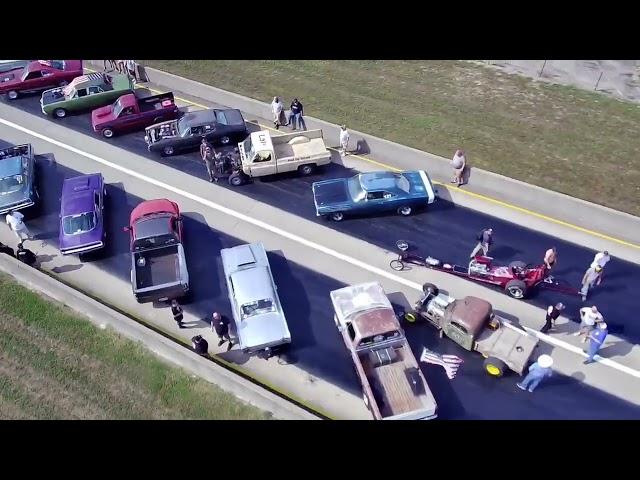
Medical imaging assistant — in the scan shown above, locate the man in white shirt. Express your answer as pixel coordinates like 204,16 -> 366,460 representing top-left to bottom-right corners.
451,149 -> 466,186
271,97 -> 284,130
580,265 -> 603,301
591,251 -> 610,270
5,210 -> 32,243
339,125 -> 350,156
575,305 -> 604,342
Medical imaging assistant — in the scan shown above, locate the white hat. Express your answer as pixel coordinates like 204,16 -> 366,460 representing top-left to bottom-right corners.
537,354 -> 553,368
599,322 -> 607,329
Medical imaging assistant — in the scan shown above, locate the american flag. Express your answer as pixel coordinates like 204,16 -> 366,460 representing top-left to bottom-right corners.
420,347 -> 464,380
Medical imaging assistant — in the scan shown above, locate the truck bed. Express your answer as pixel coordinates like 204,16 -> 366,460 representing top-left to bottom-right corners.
139,93 -> 174,113
274,137 -> 329,162
134,245 -> 180,289
475,321 -> 538,374
359,344 -> 430,418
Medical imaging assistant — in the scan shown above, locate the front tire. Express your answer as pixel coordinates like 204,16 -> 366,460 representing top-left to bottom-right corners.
505,279 -> 527,299
398,205 -> 412,216
483,357 -> 507,377
53,108 -> 67,119
7,90 -> 18,100
162,146 -> 175,156
389,259 -> 405,271
228,172 -> 247,186
220,136 -> 230,145
330,212 -> 344,222
299,164 -> 315,176
422,282 -> 439,296
102,128 -> 114,139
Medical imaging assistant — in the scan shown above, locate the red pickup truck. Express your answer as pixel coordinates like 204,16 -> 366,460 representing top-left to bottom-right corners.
91,92 -> 180,139
0,60 -> 83,100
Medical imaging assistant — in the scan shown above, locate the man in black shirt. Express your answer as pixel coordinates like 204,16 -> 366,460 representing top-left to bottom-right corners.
16,243 -> 37,267
289,98 -> 306,131
541,302 -> 565,334
211,312 -> 233,350
0,241 -> 14,257
192,335 -> 209,357
170,299 -> 184,328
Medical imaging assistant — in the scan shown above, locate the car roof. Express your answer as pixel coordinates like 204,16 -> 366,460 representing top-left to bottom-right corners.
180,109 -> 218,126
231,266 -> 275,306
359,171 -> 402,192
0,156 -> 23,178
63,72 -> 108,94
130,199 -> 178,223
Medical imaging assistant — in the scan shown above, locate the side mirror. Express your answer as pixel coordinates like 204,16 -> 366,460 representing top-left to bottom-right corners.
123,226 -> 131,233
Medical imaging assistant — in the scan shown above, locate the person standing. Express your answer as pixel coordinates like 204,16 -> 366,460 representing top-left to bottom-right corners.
575,305 -> 604,342
451,149 -> 466,187
203,146 -> 217,183
470,227 -> 493,258
516,354 -> 553,392
339,125 -> 350,156
200,137 -> 212,161
126,60 -> 138,83
289,98 -> 306,131
590,251 -> 611,286
170,300 -> 184,329
584,322 -> 608,364
580,265 -> 603,301
540,302 -> 565,334
15,243 -> 37,267
544,247 -> 558,271
271,97 -> 285,130
191,335 -> 209,357
6,210 -> 32,244
211,312 -> 233,350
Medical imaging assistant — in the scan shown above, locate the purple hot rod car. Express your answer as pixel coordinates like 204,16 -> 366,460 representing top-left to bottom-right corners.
59,173 -> 106,255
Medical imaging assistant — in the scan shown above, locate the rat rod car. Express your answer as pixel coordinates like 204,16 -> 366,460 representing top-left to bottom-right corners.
59,174 -> 106,256
0,144 -> 38,215
389,240 -> 578,299
404,282 -> 539,377
312,170 -> 436,222
41,72 -> 134,118
0,60 -> 83,100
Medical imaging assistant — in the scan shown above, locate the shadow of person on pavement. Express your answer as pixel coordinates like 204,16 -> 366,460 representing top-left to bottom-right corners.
51,264 -> 83,274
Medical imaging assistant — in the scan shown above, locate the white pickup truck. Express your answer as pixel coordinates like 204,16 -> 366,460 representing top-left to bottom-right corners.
223,129 -> 331,186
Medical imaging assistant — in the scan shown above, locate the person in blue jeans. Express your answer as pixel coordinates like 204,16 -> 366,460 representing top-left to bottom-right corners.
584,322 -> 608,364
517,354 -> 553,392
288,98 -> 306,131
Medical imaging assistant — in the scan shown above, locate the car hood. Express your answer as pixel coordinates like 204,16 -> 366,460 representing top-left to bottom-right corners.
91,104 -> 115,127
237,311 -> 291,350
41,87 -> 66,106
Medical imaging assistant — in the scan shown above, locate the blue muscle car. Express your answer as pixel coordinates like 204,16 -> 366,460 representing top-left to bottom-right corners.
312,170 -> 436,221
0,144 -> 38,215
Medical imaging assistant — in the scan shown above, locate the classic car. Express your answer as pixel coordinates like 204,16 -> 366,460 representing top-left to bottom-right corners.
312,170 -> 437,221
40,72 -> 134,118
0,60 -> 83,100
220,242 -> 291,358
124,199 -> 189,303
145,108 -> 248,156
0,144 -> 38,215
91,92 -> 180,138
58,173 -> 106,255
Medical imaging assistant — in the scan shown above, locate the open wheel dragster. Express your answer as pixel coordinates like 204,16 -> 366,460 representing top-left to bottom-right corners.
389,240 -> 579,300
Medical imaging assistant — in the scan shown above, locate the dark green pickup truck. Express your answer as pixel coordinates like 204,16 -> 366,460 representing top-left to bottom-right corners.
40,72 -> 133,118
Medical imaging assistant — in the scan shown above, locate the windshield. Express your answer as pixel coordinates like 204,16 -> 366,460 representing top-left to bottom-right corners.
133,232 -> 178,250
347,176 -> 366,202
241,137 -> 254,160
395,174 -> 411,193
112,98 -> 124,118
177,117 -> 189,136
0,174 -> 24,195
62,212 -> 96,235
241,299 -> 275,320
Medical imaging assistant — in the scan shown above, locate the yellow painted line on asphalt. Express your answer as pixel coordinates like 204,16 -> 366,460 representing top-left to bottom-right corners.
86,67 -> 640,250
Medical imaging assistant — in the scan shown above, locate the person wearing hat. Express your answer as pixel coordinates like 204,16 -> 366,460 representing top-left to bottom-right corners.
517,354 -> 553,392
191,335 -> 209,357
580,264 -> 603,301
584,322 -> 608,364
211,311 -> 232,350
540,302 -> 565,334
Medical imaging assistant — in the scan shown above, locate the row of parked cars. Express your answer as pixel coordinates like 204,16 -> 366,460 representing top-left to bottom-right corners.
0,60 -> 463,421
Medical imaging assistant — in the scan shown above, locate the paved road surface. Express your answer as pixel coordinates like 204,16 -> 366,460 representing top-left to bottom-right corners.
0,93 -> 638,419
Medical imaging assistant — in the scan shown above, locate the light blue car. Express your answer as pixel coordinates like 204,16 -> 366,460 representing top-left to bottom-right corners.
312,170 -> 436,222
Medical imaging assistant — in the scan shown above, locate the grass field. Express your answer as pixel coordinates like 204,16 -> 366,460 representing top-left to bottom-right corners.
144,60 -> 640,217
0,273 -> 269,420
